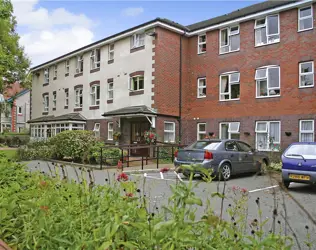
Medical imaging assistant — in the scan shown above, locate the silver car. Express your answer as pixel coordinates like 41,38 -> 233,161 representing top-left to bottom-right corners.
174,139 -> 269,180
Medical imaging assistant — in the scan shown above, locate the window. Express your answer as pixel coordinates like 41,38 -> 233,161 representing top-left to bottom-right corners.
298,6 -> 313,31
65,60 -> 70,74
53,65 -> 57,79
108,122 -> 113,140
299,61 -> 314,87
64,89 -> 69,107
108,44 -> 114,61
197,123 -> 206,140
90,84 -> 100,106
93,123 -> 100,138
255,121 -> 280,151
131,33 -> 145,49
90,49 -> 101,70
75,88 -> 83,107
76,55 -> 84,73
53,91 -> 57,109
220,26 -> 240,54
18,106 -> 22,115
130,75 -> 144,91
236,141 -> 252,152
225,141 -> 238,151
220,122 -> 240,139
255,15 -> 280,46
255,66 -> 280,98
198,34 -> 206,54
300,120 -> 314,142
220,72 -> 240,101
108,80 -> 113,100
164,122 -> 175,143
43,94 -> 49,112
197,78 -> 206,98
44,68 -> 49,84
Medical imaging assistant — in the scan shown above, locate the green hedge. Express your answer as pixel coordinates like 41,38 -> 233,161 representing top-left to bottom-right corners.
0,134 -> 30,147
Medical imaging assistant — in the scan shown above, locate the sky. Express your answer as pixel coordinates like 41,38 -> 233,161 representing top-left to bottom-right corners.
11,0 -> 262,67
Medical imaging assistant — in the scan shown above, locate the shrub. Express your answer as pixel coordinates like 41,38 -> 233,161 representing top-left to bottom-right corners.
17,140 -> 54,161
269,162 -> 282,171
0,134 -> 30,147
89,143 -> 122,165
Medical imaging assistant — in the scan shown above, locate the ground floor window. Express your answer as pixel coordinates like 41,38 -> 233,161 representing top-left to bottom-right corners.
255,121 -> 280,151
31,122 -> 85,139
220,122 -> 240,139
299,120 -> 314,142
108,122 -> 113,140
197,123 -> 206,140
164,122 -> 175,143
93,123 -> 100,138
1,123 -> 11,133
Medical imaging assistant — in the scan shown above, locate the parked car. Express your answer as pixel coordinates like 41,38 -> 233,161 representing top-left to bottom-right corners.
281,142 -> 316,188
174,139 -> 269,180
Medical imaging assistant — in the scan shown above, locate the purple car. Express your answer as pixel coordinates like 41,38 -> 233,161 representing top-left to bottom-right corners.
282,142 -> 316,188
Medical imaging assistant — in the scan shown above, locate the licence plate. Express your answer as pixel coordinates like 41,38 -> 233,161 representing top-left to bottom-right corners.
289,174 -> 310,181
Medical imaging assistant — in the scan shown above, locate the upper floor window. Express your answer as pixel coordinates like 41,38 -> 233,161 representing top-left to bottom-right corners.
131,33 -> 145,49
255,15 -> 280,46
43,94 -> 49,112
65,60 -> 70,75
164,122 -> 175,143
53,91 -> 57,109
108,80 -> 113,100
220,122 -> 240,139
44,68 -> 49,84
298,6 -> 313,31
76,55 -> 83,74
197,123 -> 206,140
198,34 -> 206,54
130,75 -> 144,91
255,66 -> 280,98
300,120 -> 314,142
90,84 -> 100,106
197,78 -> 206,98
75,88 -> 83,108
53,65 -> 57,79
220,72 -> 240,101
90,49 -> 101,70
18,106 -> 22,115
64,89 -> 69,107
220,26 -> 240,54
299,61 -> 314,88
108,44 -> 114,61
255,121 -> 280,151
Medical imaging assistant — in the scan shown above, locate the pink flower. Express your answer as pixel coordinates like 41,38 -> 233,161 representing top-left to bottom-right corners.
160,167 -> 170,173
232,186 -> 238,191
126,193 -> 133,197
241,188 -> 248,194
117,172 -> 129,182
117,160 -> 123,169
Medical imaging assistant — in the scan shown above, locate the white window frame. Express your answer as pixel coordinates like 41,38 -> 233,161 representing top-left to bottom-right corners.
53,92 -> 57,109
44,68 -> 49,84
90,48 -> 101,70
17,106 -> 22,115
164,122 -> 175,143
90,84 -> 100,106
255,121 -> 281,151
93,123 -> 101,138
255,65 -> 280,98
255,14 -> 280,47
75,88 -> 83,108
299,120 -> 315,142
197,123 -> 206,140
131,33 -> 145,49
219,71 -> 240,101
108,80 -> 114,100
197,77 -> 206,98
219,122 -> 240,139
299,61 -> 314,88
130,75 -> 144,91
43,94 -> 49,112
298,6 -> 313,32
108,122 -> 113,140
219,25 -> 240,54
76,55 -> 84,73
53,65 -> 57,78
108,44 -> 114,61
64,89 -> 69,107
65,60 -> 70,74
197,34 -> 206,54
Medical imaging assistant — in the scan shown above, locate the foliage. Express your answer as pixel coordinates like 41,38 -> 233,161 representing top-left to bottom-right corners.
0,0 -> 31,89
144,129 -> 157,144
0,149 -> 17,159
113,131 -> 121,141
268,162 -> 282,172
17,140 -> 54,161
88,143 -> 121,166
0,134 -> 30,147
0,159 -> 293,249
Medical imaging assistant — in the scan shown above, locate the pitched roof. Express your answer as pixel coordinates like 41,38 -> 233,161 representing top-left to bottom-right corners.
28,113 -> 86,123
7,89 -> 30,102
186,0 -> 298,31
102,105 -> 157,117
3,82 -> 25,100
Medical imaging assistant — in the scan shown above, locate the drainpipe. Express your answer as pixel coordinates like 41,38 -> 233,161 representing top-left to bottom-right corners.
178,32 -> 185,144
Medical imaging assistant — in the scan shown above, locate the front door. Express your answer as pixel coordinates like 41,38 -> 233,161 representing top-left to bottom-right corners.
131,121 -> 150,156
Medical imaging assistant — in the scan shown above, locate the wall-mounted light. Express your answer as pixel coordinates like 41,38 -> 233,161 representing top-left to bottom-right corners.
285,132 -> 292,136
244,132 -> 250,136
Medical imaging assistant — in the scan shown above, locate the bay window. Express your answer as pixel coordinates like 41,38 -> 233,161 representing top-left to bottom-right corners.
220,122 -> 240,139
255,66 -> 280,98
220,26 -> 240,54
300,120 -> 314,142
220,72 -> 240,101
255,15 -> 280,46
255,121 -> 280,151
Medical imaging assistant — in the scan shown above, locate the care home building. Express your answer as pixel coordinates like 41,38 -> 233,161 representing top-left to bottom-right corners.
29,0 -> 316,153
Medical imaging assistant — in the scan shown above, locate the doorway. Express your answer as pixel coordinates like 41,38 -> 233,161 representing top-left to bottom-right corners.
130,121 -> 150,156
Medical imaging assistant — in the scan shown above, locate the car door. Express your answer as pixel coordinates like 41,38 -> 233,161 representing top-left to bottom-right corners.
224,141 -> 242,174
236,141 -> 254,173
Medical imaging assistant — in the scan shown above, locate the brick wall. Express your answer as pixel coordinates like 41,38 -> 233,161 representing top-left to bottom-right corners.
86,119 -> 114,142
155,116 -> 179,143
11,101 -> 16,132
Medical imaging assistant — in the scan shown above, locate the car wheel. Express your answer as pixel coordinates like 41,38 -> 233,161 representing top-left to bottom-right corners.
219,163 -> 231,181
283,180 -> 290,189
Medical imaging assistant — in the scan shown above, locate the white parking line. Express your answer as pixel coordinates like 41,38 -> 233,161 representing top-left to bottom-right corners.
249,185 -> 279,193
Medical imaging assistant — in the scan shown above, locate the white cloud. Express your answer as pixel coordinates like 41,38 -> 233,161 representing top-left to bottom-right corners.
12,0 -> 96,66
121,7 -> 144,17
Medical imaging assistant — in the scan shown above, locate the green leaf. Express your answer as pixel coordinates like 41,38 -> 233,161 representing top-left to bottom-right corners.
153,220 -> 175,231
0,208 -> 7,219
98,241 -> 112,250
211,192 -> 225,199
185,197 -> 203,206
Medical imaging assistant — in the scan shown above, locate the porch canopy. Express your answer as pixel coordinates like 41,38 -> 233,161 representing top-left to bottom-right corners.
102,105 -> 157,128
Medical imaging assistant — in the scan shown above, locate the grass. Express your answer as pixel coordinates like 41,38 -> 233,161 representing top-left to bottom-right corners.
0,149 -> 18,160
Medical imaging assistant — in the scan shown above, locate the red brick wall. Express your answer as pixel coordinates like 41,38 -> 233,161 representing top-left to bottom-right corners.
155,116 -> 179,143
181,4 -> 316,148
11,101 -> 16,132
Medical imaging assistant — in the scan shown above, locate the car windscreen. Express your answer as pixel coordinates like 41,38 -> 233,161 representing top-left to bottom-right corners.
285,144 -> 316,160
189,141 -> 221,150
